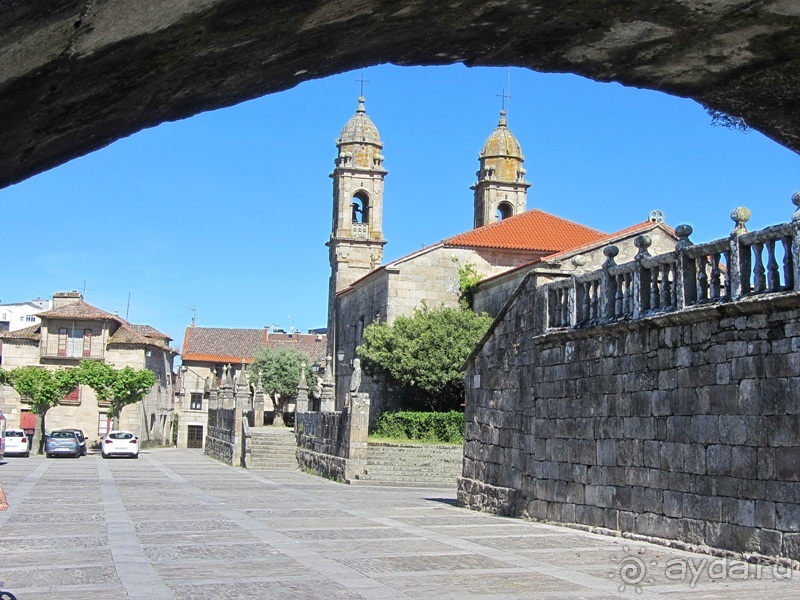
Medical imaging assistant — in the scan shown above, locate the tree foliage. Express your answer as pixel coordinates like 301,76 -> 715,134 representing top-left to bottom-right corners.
1,365 -> 80,453
247,347 -> 312,426
357,305 -> 492,411
452,257 -> 484,309
78,360 -> 156,427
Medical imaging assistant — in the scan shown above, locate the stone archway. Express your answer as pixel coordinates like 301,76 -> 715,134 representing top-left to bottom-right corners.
2,1 -> 798,188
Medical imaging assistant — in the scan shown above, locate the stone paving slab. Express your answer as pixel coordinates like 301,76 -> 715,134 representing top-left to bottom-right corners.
1,448 -> 800,599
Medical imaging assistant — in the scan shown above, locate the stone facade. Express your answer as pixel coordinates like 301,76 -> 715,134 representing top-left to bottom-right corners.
460,199 -> 800,562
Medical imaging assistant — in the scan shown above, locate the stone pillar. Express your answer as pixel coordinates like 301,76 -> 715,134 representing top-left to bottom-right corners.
633,234 -> 652,318
296,362 -> 310,413
320,355 -> 336,412
674,224 -> 694,310
218,364 -> 234,409
344,391 -> 370,481
729,207 -> 751,299
235,367 -> 250,411
600,245 -> 618,321
253,373 -> 265,427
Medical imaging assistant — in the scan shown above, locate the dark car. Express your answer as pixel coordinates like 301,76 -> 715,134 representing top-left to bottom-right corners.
61,428 -> 87,455
45,430 -> 81,458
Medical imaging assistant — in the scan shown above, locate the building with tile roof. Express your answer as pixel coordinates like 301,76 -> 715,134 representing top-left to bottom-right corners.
327,100 -> 677,417
175,325 -> 327,448
0,291 -> 178,448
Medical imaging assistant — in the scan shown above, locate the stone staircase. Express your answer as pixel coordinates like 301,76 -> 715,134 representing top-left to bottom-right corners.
247,426 -> 298,470
350,442 -> 463,487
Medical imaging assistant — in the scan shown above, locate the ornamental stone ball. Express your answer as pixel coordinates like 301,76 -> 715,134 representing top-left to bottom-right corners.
730,206 -> 751,235
603,245 -> 620,259
571,254 -> 587,267
674,224 -> 693,249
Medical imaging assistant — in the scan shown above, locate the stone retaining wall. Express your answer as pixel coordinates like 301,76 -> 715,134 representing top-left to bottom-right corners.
461,288 -> 800,561
205,407 -> 238,465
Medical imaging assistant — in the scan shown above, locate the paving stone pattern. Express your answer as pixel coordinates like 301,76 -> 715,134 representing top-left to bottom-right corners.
1,449 -> 799,598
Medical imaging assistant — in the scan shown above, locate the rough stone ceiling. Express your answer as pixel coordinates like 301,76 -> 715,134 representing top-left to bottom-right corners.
1,0 -> 798,189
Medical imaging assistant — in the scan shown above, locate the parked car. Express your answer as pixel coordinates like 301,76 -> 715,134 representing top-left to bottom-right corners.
45,430 -> 82,458
102,430 -> 139,459
61,428 -> 87,455
4,428 -> 30,457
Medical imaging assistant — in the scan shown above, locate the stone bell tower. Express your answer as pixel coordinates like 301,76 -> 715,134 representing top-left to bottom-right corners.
326,96 -> 388,341
472,109 -> 530,229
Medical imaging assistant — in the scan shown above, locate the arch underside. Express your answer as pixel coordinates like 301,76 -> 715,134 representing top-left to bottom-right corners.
1,0 -> 798,189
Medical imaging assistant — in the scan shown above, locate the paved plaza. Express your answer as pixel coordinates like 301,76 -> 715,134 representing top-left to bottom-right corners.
0,448 -> 798,599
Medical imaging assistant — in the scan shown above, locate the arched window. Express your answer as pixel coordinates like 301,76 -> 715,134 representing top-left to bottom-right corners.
351,191 -> 370,224
496,202 -> 513,221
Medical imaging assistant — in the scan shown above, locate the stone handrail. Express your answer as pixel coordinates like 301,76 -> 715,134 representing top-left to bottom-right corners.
545,194 -> 800,331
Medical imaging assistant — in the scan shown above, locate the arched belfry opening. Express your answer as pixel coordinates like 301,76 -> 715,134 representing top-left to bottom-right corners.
496,201 -> 514,221
352,191 -> 370,224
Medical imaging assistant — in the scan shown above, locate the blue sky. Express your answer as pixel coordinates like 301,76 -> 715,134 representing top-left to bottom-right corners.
2,64 -> 798,353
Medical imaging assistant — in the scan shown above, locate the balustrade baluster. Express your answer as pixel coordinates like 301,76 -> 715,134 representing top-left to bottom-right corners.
580,282 -> 590,322
766,239 -> 780,291
782,236 -> 794,290
590,281 -> 599,320
709,253 -> 722,299
561,288 -> 570,327
650,266 -> 660,309
696,256 -> 709,302
752,242 -> 766,293
660,264 -> 671,308
623,273 -> 632,315
723,250 -> 731,299
615,275 -> 624,317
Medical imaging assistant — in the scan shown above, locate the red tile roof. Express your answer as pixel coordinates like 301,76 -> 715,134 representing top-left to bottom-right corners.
36,300 -> 119,321
181,327 -> 327,366
444,209 -> 606,252
0,324 -> 41,341
266,333 -> 327,365
181,327 -> 269,364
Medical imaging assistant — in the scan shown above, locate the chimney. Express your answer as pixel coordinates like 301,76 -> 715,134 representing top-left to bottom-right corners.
52,291 -> 83,309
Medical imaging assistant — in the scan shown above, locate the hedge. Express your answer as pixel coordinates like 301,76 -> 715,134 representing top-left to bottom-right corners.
372,411 -> 464,444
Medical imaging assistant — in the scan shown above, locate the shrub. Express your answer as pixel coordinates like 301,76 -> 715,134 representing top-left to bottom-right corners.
372,411 -> 464,444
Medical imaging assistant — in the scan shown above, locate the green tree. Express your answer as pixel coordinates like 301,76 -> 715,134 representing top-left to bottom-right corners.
77,360 -> 156,429
247,347 -> 312,427
2,366 -> 80,454
357,304 -> 492,411
452,257 -> 484,309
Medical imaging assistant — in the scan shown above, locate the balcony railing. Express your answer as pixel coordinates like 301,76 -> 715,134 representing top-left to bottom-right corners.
545,195 -> 800,332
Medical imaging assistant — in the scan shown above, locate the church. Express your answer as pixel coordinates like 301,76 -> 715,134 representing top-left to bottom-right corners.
326,96 -> 677,413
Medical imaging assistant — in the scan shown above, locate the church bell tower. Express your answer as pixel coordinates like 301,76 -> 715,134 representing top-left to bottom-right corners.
326,96 -> 388,338
472,109 -> 530,228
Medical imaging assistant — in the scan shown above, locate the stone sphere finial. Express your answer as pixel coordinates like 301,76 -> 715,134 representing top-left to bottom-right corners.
730,206 -> 751,235
792,192 -> 800,222
603,245 -> 619,260
634,235 -> 652,258
571,254 -> 587,268
674,224 -> 693,250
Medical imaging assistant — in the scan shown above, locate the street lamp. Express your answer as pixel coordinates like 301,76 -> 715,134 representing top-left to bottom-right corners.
337,349 -> 345,364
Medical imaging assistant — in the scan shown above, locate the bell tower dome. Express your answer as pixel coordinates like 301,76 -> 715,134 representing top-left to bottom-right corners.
326,96 -> 388,338
471,109 -> 530,228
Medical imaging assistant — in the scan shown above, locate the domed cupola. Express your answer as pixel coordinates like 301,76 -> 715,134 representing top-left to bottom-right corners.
472,109 -> 530,228
336,97 -> 385,171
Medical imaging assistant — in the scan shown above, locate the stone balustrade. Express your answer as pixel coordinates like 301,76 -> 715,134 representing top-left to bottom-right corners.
547,195 -> 800,332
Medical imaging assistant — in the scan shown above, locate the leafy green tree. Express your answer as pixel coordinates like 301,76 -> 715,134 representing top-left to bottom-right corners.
2,366 -> 80,454
247,347 -> 312,427
77,360 -> 156,429
357,305 -> 493,411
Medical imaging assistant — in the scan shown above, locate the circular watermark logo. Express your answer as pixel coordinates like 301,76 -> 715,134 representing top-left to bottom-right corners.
609,547 -> 658,593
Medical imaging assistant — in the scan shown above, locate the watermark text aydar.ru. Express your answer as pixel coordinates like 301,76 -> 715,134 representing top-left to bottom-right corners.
664,557 -> 791,587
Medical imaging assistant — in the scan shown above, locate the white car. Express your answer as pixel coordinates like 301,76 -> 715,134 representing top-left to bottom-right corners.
4,428 -> 30,457
101,430 -> 139,459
